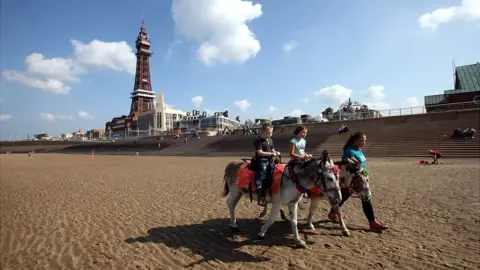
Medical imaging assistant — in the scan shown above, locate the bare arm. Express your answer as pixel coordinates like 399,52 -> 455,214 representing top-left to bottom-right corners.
289,143 -> 304,159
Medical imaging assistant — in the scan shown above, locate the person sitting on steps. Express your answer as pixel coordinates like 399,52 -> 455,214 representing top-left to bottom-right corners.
253,124 -> 281,206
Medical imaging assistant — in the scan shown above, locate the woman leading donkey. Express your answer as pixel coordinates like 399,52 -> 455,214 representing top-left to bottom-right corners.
328,132 -> 388,231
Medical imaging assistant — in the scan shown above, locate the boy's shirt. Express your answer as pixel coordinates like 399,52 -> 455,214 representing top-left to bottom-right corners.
253,137 -> 274,157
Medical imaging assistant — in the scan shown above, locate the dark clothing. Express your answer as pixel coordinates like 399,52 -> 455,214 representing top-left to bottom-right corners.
253,137 -> 275,157
253,137 -> 275,199
338,188 -> 375,222
254,158 -> 273,189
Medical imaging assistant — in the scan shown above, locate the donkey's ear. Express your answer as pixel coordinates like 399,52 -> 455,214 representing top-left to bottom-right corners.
342,157 -> 356,165
350,157 -> 360,165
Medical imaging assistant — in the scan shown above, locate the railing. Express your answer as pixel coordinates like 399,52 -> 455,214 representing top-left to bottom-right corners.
324,101 -> 479,121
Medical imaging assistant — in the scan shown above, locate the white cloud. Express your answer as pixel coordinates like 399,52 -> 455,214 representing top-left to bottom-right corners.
71,39 -> 136,74
418,0 -> 480,30
25,53 -> 85,82
314,84 -> 353,104
77,110 -> 94,120
172,0 -> 263,66
289,109 -> 303,117
40,113 -> 56,121
300,98 -> 309,104
283,40 -> 298,52
363,85 -> 386,101
3,70 -> 71,94
268,106 -> 278,112
0,114 -> 12,122
234,99 -> 251,112
191,96 -> 204,107
3,39 -> 136,94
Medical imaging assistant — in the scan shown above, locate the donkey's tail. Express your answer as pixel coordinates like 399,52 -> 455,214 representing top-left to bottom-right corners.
222,168 -> 230,198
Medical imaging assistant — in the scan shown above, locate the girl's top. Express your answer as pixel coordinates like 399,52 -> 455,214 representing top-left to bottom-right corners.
343,145 -> 367,167
289,137 -> 306,160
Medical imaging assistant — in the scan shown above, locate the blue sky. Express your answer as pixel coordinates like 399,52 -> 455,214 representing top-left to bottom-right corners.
1,0 -> 479,139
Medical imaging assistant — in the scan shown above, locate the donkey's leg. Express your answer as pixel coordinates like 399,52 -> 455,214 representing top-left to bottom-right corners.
306,195 -> 320,230
258,201 -> 282,239
280,207 -> 289,221
330,191 -> 350,236
288,202 -> 307,248
259,204 -> 268,218
227,188 -> 243,233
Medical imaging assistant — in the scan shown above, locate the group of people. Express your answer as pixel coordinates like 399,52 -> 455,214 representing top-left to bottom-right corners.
450,127 -> 476,139
251,124 -> 388,230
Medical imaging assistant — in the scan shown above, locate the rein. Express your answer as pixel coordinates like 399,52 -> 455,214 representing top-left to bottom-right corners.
288,159 -> 340,195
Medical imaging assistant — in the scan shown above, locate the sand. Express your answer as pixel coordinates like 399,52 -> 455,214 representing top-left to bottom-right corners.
1,154 -> 479,270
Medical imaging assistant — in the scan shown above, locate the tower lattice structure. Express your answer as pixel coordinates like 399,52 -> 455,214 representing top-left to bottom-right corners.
129,21 -> 155,121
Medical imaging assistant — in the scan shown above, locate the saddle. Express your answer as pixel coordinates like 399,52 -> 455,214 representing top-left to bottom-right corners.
236,160 -> 286,204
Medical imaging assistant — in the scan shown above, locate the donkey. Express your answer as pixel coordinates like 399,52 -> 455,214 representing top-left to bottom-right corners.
334,157 -> 371,203
222,151 -> 347,248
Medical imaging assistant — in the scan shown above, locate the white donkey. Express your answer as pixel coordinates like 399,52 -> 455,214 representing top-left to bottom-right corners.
260,157 -> 371,234
222,151 -> 349,248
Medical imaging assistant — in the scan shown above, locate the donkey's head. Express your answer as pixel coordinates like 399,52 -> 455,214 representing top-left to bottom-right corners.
336,157 -> 370,198
301,150 -> 340,192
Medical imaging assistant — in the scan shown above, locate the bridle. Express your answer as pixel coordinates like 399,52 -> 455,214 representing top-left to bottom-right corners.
289,156 -> 341,195
342,165 -> 370,198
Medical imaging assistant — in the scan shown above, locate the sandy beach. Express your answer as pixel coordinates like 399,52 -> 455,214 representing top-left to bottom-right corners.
1,154 -> 479,269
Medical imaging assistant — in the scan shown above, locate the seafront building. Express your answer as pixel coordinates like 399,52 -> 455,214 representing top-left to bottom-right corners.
105,22 -> 239,138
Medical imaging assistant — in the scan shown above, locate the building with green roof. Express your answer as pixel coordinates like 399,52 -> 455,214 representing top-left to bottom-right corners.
424,62 -> 480,112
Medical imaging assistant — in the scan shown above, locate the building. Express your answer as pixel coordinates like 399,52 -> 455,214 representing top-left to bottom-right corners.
105,21 -> 240,138
105,21 -> 155,136
424,63 -> 480,112
61,133 -> 73,140
137,92 -> 240,134
86,129 -> 105,139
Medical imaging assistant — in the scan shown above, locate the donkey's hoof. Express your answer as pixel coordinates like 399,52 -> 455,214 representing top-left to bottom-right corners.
307,223 -> 315,230
230,226 -> 240,234
295,241 -> 307,249
257,235 -> 265,240
342,230 -> 351,237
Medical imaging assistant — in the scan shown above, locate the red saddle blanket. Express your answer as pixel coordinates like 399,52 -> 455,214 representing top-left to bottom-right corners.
235,161 -> 340,197
235,161 -> 286,194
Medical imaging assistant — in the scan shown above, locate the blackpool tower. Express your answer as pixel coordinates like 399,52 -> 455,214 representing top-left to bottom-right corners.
129,21 -> 155,126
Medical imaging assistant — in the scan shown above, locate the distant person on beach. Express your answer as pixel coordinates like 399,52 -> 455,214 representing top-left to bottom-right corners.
288,125 -> 313,209
429,150 -> 442,164
327,132 -> 388,230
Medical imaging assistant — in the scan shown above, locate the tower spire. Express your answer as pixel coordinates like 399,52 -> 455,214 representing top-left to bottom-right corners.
129,20 -> 155,120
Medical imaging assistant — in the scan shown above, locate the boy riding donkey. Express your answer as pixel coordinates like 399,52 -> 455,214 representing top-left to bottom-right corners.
253,124 -> 281,206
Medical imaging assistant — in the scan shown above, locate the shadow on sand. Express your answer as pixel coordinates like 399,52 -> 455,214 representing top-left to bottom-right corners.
125,217 -> 319,267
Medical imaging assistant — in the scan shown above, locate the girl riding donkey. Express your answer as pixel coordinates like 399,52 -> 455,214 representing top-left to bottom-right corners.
328,132 -> 389,230
258,125 -> 312,218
